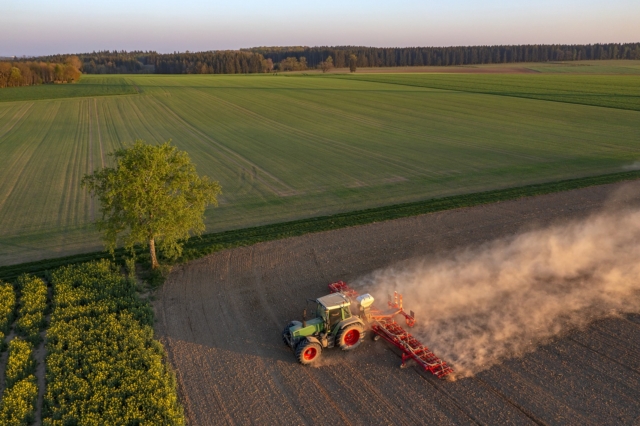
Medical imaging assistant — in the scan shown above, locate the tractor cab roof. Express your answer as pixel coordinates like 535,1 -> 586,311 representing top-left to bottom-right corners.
317,293 -> 350,310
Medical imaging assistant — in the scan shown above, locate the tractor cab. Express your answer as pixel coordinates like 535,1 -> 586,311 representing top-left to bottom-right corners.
316,293 -> 352,331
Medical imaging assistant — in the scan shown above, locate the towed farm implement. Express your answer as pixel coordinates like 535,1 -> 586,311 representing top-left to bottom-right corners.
282,281 -> 453,379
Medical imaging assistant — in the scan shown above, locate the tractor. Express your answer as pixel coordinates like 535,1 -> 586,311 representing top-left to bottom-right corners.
282,282 -> 454,379
282,291 -> 375,364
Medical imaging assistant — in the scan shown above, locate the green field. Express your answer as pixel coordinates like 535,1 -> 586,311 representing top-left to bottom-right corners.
527,60 -> 640,74
0,68 -> 639,265
0,77 -> 138,103
331,72 -> 640,111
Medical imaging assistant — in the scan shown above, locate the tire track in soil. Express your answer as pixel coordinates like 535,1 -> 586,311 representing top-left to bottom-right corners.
413,367 -> 538,426
158,260 -> 234,426
511,341 -> 639,425
552,339 -> 640,424
220,249 -> 318,425
330,362 -> 417,426
479,364 -> 591,426
569,333 -> 640,375
473,376 -> 547,426
360,351 -> 470,425
156,180 -> 640,425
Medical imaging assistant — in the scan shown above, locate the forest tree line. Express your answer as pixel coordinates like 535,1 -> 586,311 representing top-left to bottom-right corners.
11,43 -> 640,77
248,43 -> 640,68
28,50 -> 274,74
0,56 -> 81,88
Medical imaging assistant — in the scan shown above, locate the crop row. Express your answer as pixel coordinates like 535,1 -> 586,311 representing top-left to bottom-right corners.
0,338 -> 38,425
0,281 -> 16,351
15,275 -> 47,344
44,260 -> 184,425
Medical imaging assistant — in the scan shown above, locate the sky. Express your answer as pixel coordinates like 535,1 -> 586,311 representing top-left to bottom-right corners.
2,0 -> 639,56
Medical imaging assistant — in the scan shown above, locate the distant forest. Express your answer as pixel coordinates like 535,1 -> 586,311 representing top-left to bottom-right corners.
248,43 -> 640,68
10,43 -> 640,76
0,56 -> 81,88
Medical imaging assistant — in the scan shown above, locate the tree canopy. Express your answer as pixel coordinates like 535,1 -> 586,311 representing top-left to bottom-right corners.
349,54 -> 357,73
0,56 -> 81,88
82,140 -> 221,269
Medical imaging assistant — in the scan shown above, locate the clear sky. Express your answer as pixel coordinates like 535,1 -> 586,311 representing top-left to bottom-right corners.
2,0 -> 639,56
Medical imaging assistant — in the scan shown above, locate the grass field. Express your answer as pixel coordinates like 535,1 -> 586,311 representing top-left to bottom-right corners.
330,73 -> 640,111
528,60 -> 640,74
0,66 -> 639,265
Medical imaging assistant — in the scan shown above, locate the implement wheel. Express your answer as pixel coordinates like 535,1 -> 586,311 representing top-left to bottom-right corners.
337,324 -> 364,351
296,340 -> 322,365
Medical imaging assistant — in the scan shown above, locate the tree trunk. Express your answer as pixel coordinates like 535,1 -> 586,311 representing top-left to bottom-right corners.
149,237 -> 159,269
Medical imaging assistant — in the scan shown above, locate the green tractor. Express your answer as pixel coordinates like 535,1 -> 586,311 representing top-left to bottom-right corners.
282,292 -> 375,364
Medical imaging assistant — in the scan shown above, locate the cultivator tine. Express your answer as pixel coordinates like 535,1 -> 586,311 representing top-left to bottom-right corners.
329,281 -> 454,379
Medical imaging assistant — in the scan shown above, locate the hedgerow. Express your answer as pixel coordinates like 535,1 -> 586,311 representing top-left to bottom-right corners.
44,260 -> 183,426
0,281 -> 16,351
15,275 -> 47,344
0,338 -> 38,425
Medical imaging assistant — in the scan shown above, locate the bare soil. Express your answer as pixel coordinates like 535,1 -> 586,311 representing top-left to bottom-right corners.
155,181 -> 640,426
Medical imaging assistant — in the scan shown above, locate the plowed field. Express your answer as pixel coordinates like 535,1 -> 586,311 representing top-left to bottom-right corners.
155,181 -> 640,425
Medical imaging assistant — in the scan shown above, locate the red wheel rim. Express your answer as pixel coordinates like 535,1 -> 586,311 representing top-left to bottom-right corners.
303,347 -> 317,361
344,329 -> 360,346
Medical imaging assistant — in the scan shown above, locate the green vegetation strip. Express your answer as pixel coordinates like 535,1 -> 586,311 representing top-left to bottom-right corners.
0,338 -> 38,425
15,275 -> 47,344
0,281 -> 16,351
44,260 -> 184,425
1,170 -> 638,281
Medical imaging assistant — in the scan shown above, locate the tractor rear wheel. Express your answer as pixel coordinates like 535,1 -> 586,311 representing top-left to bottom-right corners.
295,340 -> 322,365
337,324 -> 364,351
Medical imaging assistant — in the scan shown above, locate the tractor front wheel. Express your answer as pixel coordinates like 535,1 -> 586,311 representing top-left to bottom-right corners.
296,340 -> 322,365
337,324 -> 364,351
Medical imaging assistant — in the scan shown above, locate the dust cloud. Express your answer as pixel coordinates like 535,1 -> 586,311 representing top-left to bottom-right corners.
354,205 -> 640,377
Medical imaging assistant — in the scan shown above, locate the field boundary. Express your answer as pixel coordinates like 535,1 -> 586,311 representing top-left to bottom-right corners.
1,169 -> 639,281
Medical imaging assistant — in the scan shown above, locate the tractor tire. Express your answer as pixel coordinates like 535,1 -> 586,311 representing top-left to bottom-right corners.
337,324 -> 364,351
295,340 -> 322,365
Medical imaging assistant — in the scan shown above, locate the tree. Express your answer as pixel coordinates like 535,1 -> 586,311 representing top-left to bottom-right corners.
8,67 -> 22,86
320,56 -> 334,73
349,54 -> 357,73
82,140 -> 222,269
